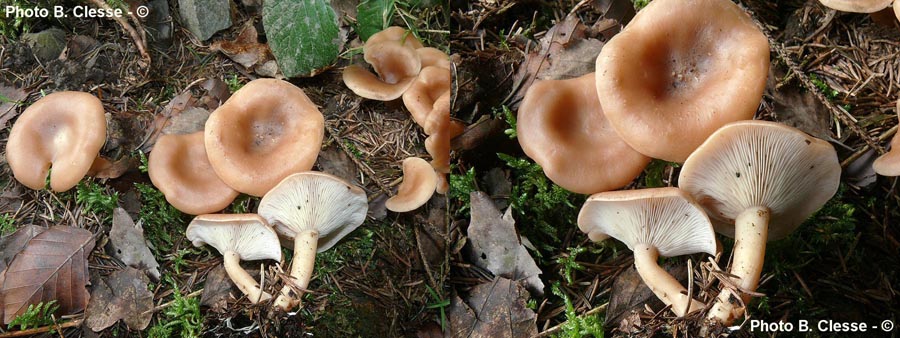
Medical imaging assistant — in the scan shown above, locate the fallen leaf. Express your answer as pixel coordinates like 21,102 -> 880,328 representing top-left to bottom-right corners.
142,90 -> 197,152
1,225 -> 96,324
161,107 -> 211,136
482,167 -> 512,210
90,157 -> 136,179
0,83 -> 28,128
0,225 -> 46,273
0,185 -> 24,214
605,263 -> 687,326
317,146 -> 360,185
447,277 -> 537,338
201,78 -> 231,109
210,21 -> 277,73
367,193 -> 388,220
844,148 -> 878,188
84,267 -> 153,331
200,265 -> 233,312
767,66 -> 833,140
467,191 -> 544,296
109,208 -> 161,281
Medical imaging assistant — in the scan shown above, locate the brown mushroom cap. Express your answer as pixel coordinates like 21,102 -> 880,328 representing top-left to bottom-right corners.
895,0 -> 900,22
679,120 -> 841,240
873,100 -> 900,176
417,47 -> 451,70
517,73 -> 651,194
385,157 -> 437,212
595,0 -> 769,162
403,66 -> 451,130
364,26 -> 424,51
148,132 -> 239,215
6,91 -> 107,192
819,0 -> 892,12
343,42 -> 422,101
205,79 -> 325,197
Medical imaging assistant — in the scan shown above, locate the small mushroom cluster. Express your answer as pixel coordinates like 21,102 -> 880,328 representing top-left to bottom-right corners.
342,26 -> 462,213
148,78 -> 325,215
515,0 -> 845,325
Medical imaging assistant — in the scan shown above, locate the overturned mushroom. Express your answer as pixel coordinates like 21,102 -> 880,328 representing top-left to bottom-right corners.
873,100 -> 900,176
6,91 -> 107,192
258,172 -> 368,310
517,73 -> 650,194
186,214 -> 282,303
148,132 -> 239,215
386,157 -> 437,212
595,0 -> 769,162
205,79 -> 324,197
578,187 -> 716,317
679,120 -> 840,324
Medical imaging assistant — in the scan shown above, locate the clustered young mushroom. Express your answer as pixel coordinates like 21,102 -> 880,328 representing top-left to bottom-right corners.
6,91 -> 109,192
342,26 -> 460,212
873,99 -> 900,176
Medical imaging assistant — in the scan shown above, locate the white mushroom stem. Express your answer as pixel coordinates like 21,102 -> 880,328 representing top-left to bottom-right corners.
708,206 -> 771,324
223,251 -> 272,304
274,229 -> 319,310
633,243 -> 705,317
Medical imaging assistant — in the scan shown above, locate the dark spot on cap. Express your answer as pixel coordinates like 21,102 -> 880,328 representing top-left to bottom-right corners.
735,172 -> 741,178
805,140 -> 811,145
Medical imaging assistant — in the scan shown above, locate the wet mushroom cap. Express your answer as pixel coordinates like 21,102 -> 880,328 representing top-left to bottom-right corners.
403,66 -> 451,129
148,132 -> 239,215
185,214 -> 282,262
595,0 -> 769,162
819,0 -> 892,12
205,79 -> 325,197
257,172 -> 368,253
6,91 -> 107,192
517,73 -> 651,194
577,187 -> 717,257
385,157 -> 438,212
678,120 -> 841,240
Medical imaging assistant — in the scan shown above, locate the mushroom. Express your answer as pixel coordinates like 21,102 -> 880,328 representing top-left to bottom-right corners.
818,0 -> 892,12
402,66 -> 451,130
417,47 -> 451,70
578,187 -> 716,317
257,172 -> 368,310
343,27 -> 423,101
186,214 -> 282,303
873,100 -> 900,176
148,132 -> 239,215
386,157 -> 437,212
6,91 -> 107,192
678,120 -> 840,324
517,73 -> 651,194
595,0 -> 769,162
205,79 -> 325,197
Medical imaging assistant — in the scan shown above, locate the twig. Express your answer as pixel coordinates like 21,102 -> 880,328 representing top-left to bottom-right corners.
0,319 -> 82,338
533,303 -> 608,338
86,0 -> 150,67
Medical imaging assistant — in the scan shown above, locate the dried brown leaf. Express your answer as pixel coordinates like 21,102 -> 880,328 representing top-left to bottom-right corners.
605,263 -> 687,326
467,192 -> 544,296
109,208 -> 161,281
1,226 -> 96,324
0,84 -> 28,128
0,225 -> 47,274
200,265 -> 234,312
317,146 -> 360,185
447,277 -> 537,338
84,267 -> 153,331
210,21 -> 277,73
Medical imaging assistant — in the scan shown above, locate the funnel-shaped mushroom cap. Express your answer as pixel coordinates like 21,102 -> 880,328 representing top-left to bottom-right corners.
595,0 -> 769,163
403,66 -> 451,129
417,47 -> 451,70
518,73 -> 651,194
148,132 -> 239,215
819,0 -> 892,12
343,44 -> 422,101
386,157 -> 437,212
577,187 -> 717,257
6,91 -> 107,192
186,214 -> 282,261
679,121 -> 841,240
364,26 -> 424,51
873,104 -> 900,176
258,172 -> 368,253
205,79 -> 325,197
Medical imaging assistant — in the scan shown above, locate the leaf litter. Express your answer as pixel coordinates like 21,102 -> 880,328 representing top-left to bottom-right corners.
83,267 -> 154,331
109,208 -> 162,281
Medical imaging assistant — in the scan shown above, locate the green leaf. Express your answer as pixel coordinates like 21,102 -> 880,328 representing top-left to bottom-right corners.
263,0 -> 342,77
357,0 -> 395,41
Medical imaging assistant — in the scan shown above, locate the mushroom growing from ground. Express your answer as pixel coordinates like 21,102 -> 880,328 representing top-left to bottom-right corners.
6,91 -> 107,192
186,214 -> 282,303
595,0 -> 769,162
205,79 -> 325,197
678,120 -> 841,324
578,187 -> 717,317
257,172 -> 368,310
385,157 -> 437,212
148,132 -> 239,215
873,100 -> 900,176
343,27 -> 423,101
517,73 -> 650,194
